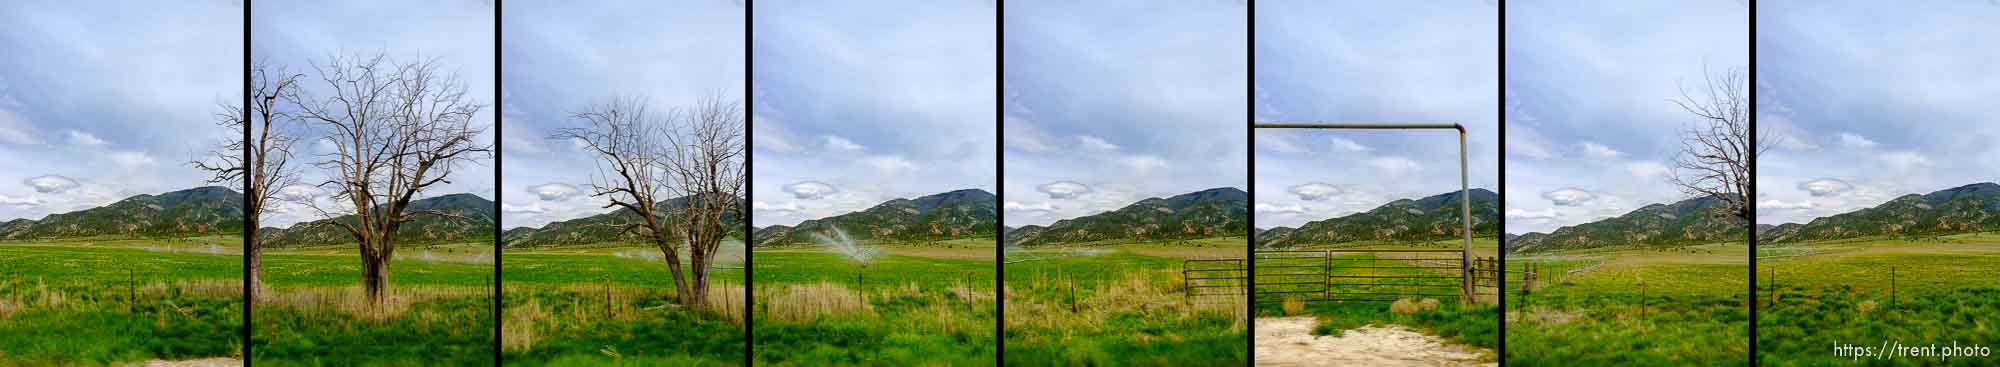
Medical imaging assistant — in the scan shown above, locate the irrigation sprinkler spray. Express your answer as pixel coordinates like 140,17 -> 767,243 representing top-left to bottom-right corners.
811,225 -> 879,286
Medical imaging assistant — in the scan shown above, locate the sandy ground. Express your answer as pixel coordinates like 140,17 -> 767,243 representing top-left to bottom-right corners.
1255,317 -> 1493,367
132,358 -> 241,367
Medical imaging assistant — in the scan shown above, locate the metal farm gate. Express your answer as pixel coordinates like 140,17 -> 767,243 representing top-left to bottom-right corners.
1182,259 -> 1245,305
1250,249 -> 1495,304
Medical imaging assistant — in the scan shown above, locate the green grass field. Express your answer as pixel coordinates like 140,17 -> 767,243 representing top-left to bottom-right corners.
1756,234 -> 2000,366
0,237 -> 243,366
1505,242 -> 1750,366
752,237 -> 995,366
252,242 -> 495,366
1005,238 -> 1246,366
501,240 -> 745,366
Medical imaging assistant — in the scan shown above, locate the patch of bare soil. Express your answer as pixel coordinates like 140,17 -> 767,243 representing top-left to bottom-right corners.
1255,317 -> 1493,367
131,358 -> 241,367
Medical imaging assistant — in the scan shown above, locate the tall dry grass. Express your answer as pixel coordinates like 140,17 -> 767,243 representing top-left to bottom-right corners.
261,285 -> 486,321
0,277 -> 240,317
760,281 -> 873,323
1005,269 -> 1246,332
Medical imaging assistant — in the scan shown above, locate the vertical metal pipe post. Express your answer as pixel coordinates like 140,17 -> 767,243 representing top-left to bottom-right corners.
1460,129 -> 1473,304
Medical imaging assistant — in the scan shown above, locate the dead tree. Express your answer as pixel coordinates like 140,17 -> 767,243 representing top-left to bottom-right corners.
660,96 -> 745,307
291,53 -> 490,304
554,96 -> 742,307
194,62 -> 305,303
1668,67 -> 1762,224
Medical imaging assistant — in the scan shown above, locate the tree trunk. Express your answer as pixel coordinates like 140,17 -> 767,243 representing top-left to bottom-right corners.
248,235 -> 263,303
689,248 -> 710,306
658,237 -> 694,306
362,253 -> 389,304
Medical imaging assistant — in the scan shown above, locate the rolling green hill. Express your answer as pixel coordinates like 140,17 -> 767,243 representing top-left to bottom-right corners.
261,193 -> 494,247
1508,194 -> 1746,254
1256,188 -> 1498,248
1762,182 -> 2000,244
751,189 -> 996,247
1003,187 -> 1247,248
0,186 -> 242,240
500,193 -> 742,248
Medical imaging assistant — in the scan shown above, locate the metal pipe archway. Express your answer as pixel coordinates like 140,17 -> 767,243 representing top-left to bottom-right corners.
1254,122 -> 1474,303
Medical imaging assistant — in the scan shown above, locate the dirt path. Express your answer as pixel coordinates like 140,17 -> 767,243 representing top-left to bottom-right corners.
1255,317 -> 1493,367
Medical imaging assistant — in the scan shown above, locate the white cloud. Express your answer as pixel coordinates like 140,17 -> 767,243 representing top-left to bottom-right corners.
106,151 -> 157,167
527,183 -> 581,201
1036,181 -> 1092,199
1581,142 -> 1623,158
751,200 -> 801,214
1328,137 -> 1371,152
1003,200 -> 1055,213
24,175 -> 80,193
1254,202 -> 1309,214
863,155 -> 918,174
1257,132 -> 1308,154
1797,178 -> 1853,197
782,181 -> 839,200
65,130 -> 107,147
275,185 -> 322,202
1003,117 -> 1056,153
1120,155 -> 1168,171
0,194 -> 40,207
1078,135 -> 1119,151
752,116 -> 803,153
1877,151 -> 1931,169
500,201 -> 546,214
1505,208 -> 1560,221
1367,157 -> 1420,175
1625,161 -> 1671,179
0,109 -> 40,146
824,135 -> 865,152
1542,187 -> 1597,206
1836,132 -> 1878,149
1758,199 -> 1816,210
1288,182 -> 1341,201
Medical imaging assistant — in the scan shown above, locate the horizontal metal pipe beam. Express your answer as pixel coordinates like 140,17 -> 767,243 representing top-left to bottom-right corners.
1253,122 -> 1464,132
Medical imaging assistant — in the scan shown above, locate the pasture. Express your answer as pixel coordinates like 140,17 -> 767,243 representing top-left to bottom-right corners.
0,237 -> 243,366
752,237 -> 996,366
1505,242 -> 1749,366
252,242 -> 495,366
1756,234 -> 2000,366
1004,237 -> 1247,366
501,240 -> 746,366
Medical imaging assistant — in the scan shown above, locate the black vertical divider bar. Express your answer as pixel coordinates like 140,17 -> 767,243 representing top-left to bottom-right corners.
1244,0 -> 1257,364
1495,0 -> 1507,363
1746,1 -> 1759,365
241,1 -> 254,364
492,1 -> 505,365
995,1 -> 1007,365
743,0 -> 756,364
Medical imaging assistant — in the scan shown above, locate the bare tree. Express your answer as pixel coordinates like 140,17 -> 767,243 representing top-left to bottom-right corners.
554,95 -> 742,306
290,53 -> 490,304
1668,67 -> 1764,223
194,62 -> 305,303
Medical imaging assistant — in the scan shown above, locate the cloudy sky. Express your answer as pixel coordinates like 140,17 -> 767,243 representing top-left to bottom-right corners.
500,0 -> 743,229
1755,1 -> 2000,226
1505,0 -> 1746,234
1254,1 -> 1497,229
1003,1 -> 1247,227
0,1 -> 241,222
751,1 -> 996,227
253,0 -> 495,227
